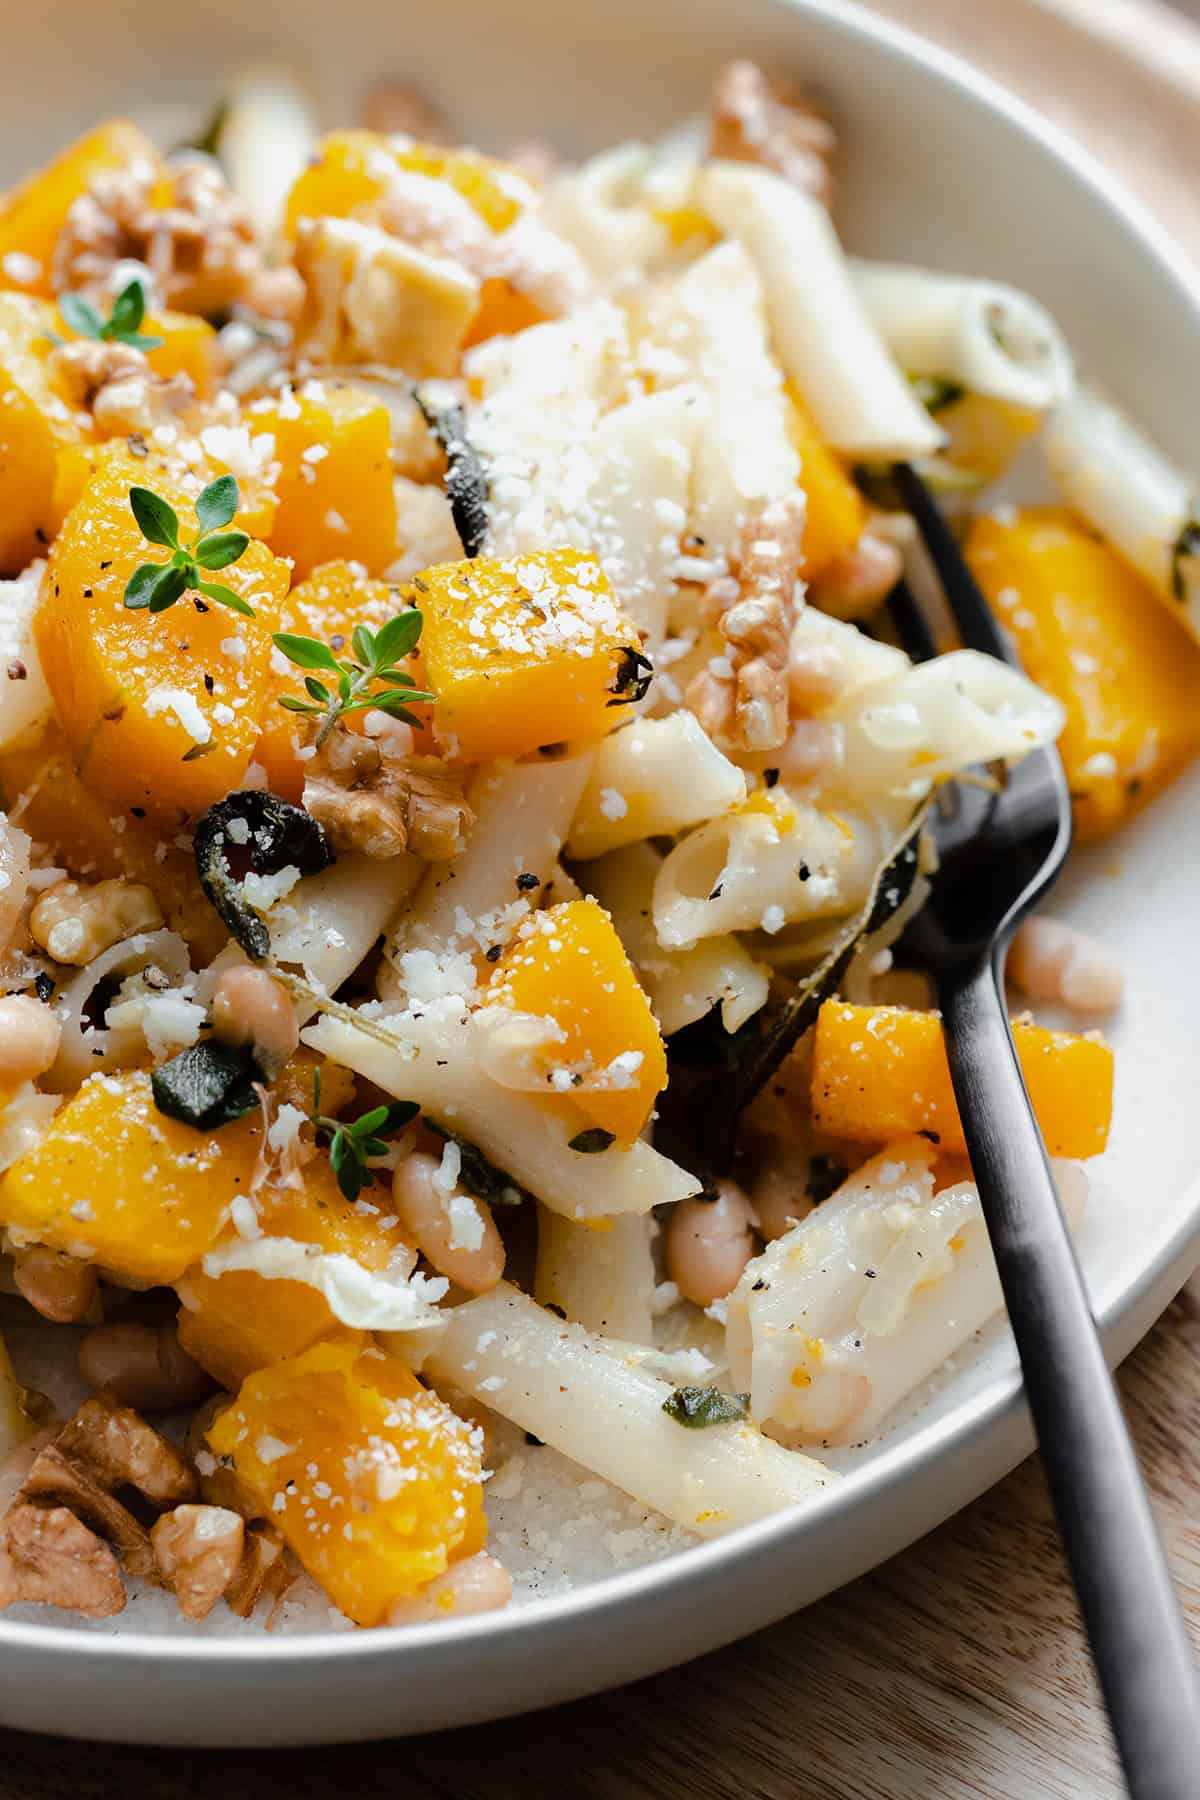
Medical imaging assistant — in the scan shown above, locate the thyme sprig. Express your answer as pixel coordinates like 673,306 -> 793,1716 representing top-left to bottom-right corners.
273,610 -> 432,750
123,475 -> 254,616
310,1068 -> 419,1202
60,277 -> 163,352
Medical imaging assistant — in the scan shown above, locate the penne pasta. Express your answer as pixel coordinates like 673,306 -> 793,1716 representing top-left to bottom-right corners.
849,261 -> 1074,412
534,1206 -> 656,1342
423,1282 -> 836,1533
583,841 -> 770,1034
567,714 -> 746,860
270,851 -> 423,1002
305,1007 -> 701,1218
727,1144 -> 1087,1446
697,161 -> 944,462
1044,383 -> 1200,638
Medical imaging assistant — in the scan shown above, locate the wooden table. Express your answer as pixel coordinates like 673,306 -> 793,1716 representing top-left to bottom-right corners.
3,4 -> 1199,1794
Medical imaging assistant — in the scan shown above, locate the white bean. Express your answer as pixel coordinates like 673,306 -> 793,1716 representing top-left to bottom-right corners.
12,1247 -> 96,1323
212,966 -> 299,1072
386,1552 -> 513,1627
751,1163 -> 815,1242
78,1320 -> 214,1411
391,1151 -> 505,1293
664,1179 -> 756,1307
0,995 -> 60,1084
808,529 -> 904,621
1009,917 -> 1124,1014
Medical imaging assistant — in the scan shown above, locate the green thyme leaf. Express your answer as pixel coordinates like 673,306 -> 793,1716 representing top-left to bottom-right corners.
278,694 -> 321,714
351,623 -> 376,667
147,567 -> 190,613
272,633 -> 342,673
59,292 -> 105,340
194,580 -> 255,616
304,676 -> 331,703
105,279 -> 147,340
372,609 -> 423,666
129,485 -> 181,550
194,529 -> 250,570
661,1386 -> 751,1429
124,561 -> 168,610
195,474 -> 239,533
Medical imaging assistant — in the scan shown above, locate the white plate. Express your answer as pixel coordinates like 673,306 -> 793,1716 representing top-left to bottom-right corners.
2,0 -> 1199,1746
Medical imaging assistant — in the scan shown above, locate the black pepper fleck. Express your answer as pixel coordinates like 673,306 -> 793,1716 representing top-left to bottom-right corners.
516,871 -> 539,892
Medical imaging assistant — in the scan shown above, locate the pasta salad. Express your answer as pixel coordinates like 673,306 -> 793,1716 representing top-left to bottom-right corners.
0,57 -> 1192,1632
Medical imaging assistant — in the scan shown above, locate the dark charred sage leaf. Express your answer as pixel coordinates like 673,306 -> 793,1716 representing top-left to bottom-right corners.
151,1039 -> 264,1129
194,790 -> 334,961
414,391 -> 489,558
662,1386 -> 750,1429
607,645 -> 654,707
424,1122 -> 529,1205
568,1127 -> 616,1154
1172,521 -> 1200,602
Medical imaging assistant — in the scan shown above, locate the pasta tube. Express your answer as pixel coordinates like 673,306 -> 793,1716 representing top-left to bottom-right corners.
567,714 -> 746,860
305,1008 -> 701,1219
849,261 -> 1073,412
423,1282 -> 836,1533
698,162 -> 943,462
1044,383 -> 1200,638
534,1207 -> 655,1343
726,1143 -> 1087,1446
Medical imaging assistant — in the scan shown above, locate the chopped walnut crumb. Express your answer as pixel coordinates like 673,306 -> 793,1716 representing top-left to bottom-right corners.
709,60 -> 836,208
47,338 -> 194,438
53,155 -> 303,322
687,494 -> 807,752
151,1504 -> 245,1621
0,1502 -> 126,1619
303,725 -> 472,861
359,78 -> 451,141
224,1520 -> 291,1619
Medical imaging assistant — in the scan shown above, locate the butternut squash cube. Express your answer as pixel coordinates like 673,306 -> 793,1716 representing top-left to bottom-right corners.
462,277 -> 546,350
34,458 -> 290,820
811,1001 -> 1113,1159
416,551 -> 642,758
255,560 -> 426,801
177,1159 -> 405,1391
484,898 -> 667,1143
785,386 -> 866,580
247,381 -> 397,580
207,1337 -> 487,1626
966,507 -> 1200,841
0,292 -> 94,574
284,130 -> 526,240
143,311 -> 217,397
0,1070 -> 265,1284
0,121 -> 166,299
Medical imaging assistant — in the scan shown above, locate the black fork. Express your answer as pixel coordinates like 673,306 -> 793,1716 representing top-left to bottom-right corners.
890,462 -> 1200,1800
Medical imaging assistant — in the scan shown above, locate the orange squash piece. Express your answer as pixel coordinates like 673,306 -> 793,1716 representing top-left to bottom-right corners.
177,1159 -> 406,1391
416,550 -> 641,759
966,507 -> 1200,842
461,277 -> 546,349
246,382 -> 397,580
255,560 -> 426,801
0,1070 -> 266,1284
143,311 -> 218,397
785,386 -> 866,580
484,898 -> 667,1143
284,130 -> 525,240
34,457 -> 290,820
207,1337 -> 487,1626
810,1001 -> 1113,1159
0,292 -> 96,574
0,121 -> 166,299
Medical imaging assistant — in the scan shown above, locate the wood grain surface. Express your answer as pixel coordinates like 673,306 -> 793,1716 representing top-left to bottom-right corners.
2,4 -> 1199,1794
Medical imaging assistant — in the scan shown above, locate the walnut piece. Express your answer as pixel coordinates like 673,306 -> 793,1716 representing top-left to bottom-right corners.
47,338 -> 194,438
151,1505 -> 245,1621
53,155 -> 303,322
687,495 -> 807,753
0,1502 -> 125,1619
56,1392 -> 198,1508
303,726 -> 472,861
709,60 -> 836,208
224,1520 -> 290,1620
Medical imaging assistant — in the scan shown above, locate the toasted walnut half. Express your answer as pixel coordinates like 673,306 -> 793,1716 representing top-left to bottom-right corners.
303,725 -> 472,861
709,61 -> 836,208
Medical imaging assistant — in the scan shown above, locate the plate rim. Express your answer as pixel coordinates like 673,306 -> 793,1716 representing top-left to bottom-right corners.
2,0 -> 1199,1675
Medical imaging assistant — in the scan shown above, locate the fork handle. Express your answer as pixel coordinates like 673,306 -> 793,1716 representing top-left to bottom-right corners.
939,959 -> 1200,1800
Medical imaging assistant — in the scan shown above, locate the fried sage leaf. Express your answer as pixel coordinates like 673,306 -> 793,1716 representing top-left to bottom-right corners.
414,390 -> 489,559
193,791 -> 334,961
424,1122 -> 530,1207
662,1386 -> 751,1429
152,1039 -> 264,1129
